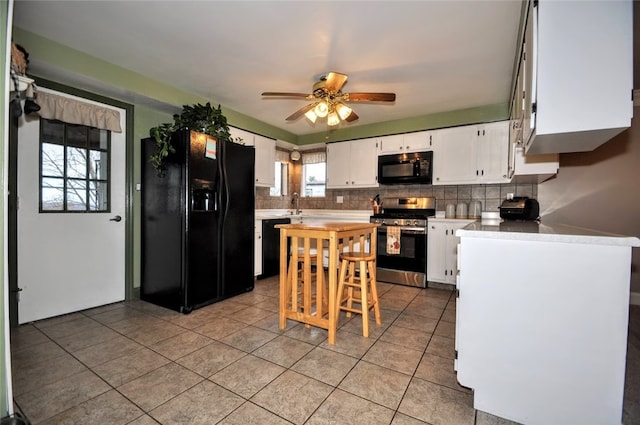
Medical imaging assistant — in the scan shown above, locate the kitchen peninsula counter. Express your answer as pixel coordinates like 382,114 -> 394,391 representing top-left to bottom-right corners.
454,220 -> 639,425
457,220 -> 640,247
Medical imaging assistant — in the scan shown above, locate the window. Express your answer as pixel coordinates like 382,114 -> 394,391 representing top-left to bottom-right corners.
301,151 -> 326,197
40,118 -> 111,212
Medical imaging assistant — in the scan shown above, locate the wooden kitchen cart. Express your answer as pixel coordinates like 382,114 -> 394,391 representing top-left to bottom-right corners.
275,221 -> 379,344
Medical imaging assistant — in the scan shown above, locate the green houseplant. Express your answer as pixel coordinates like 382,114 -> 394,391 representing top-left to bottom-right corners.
149,102 -> 233,173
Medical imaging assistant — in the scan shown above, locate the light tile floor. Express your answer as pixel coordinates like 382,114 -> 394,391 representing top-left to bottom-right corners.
9,276 -> 640,425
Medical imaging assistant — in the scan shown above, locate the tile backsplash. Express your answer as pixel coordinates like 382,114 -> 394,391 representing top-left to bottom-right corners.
256,181 -> 537,214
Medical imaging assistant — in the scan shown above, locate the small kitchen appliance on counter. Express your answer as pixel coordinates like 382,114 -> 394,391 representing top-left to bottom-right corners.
499,196 -> 540,221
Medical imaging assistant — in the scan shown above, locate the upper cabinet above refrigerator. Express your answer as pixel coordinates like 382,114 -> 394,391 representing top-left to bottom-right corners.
514,0 -> 633,155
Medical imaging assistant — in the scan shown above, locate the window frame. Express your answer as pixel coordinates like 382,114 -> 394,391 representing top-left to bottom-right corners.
39,118 -> 112,213
301,161 -> 326,198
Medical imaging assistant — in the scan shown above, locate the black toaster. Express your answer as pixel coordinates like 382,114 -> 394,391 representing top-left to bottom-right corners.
499,197 -> 540,221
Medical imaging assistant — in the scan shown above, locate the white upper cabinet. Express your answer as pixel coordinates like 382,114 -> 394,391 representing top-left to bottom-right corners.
512,145 -> 558,184
522,0 -> 632,155
476,121 -> 511,183
229,127 -> 255,146
379,132 -> 433,155
432,121 -> 510,185
229,126 -> 275,187
432,125 -> 478,185
378,134 -> 404,154
326,138 -> 379,189
253,134 -> 275,187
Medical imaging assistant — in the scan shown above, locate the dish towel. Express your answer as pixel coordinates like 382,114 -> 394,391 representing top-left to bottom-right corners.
386,227 -> 401,255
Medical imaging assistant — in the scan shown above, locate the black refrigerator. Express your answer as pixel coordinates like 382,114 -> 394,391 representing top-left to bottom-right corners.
141,129 -> 255,313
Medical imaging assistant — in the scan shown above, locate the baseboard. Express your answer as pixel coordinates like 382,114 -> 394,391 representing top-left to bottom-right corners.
631,292 -> 640,306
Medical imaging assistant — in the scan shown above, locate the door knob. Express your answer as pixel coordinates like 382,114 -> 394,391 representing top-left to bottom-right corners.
109,215 -> 122,222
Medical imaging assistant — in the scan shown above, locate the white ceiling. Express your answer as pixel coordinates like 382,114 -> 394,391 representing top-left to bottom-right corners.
12,0 -> 523,137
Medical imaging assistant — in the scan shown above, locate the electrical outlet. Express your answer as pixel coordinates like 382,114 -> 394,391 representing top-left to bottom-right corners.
336,196 -> 344,204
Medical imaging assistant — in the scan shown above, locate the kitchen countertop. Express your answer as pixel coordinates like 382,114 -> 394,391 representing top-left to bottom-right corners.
255,209 -> 372,221
457,221 -> 640,247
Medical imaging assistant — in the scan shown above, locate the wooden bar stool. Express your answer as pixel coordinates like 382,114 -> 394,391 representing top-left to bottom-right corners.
286,238 -> 328,320
336,251 -> 381,337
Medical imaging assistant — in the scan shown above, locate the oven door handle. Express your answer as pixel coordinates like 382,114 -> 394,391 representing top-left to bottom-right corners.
378,227 -> 426,235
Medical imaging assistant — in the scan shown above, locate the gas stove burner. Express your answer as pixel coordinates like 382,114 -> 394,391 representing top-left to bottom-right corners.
373,212 -> 435,220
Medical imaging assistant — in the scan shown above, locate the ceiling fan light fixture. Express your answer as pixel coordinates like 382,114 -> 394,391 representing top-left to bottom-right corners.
315,101 -> 329,118
327,110 -> 340,127
304,109 -> 317,123
336,103 -> 352,121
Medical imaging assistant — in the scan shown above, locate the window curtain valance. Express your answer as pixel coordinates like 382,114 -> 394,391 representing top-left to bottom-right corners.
275,149 -> 290,163
37,91 -> 122,133
302,150 -> 326,164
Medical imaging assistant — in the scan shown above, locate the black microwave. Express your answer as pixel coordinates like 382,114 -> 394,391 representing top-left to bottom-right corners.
378,151 -> 433,185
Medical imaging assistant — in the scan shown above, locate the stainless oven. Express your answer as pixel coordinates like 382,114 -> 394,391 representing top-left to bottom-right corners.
370,197 -> 436,288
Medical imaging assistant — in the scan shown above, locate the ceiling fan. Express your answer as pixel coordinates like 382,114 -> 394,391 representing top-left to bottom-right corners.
261,72 -> 396,126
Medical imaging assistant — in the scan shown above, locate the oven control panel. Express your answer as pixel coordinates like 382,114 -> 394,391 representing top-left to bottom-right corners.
370,217 -> 428,227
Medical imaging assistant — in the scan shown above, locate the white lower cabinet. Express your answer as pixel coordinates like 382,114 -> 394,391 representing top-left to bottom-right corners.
427,219 -> 474,284
455,226 -> 638,425
326,138 -> 378,189
254,220 -> 262,277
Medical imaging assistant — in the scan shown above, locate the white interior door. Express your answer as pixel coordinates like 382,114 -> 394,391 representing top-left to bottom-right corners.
17,88 -> 126,324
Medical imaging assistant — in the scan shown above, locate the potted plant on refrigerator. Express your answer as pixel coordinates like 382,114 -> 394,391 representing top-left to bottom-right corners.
149,102 -> 233,174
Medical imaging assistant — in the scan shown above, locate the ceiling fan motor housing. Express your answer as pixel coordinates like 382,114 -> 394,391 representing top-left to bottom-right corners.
312,80 -> 330,98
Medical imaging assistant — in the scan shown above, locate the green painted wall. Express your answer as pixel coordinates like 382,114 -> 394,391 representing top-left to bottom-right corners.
2,0 -> 10,418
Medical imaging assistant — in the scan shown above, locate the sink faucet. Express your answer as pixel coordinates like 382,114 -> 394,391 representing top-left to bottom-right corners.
291,192 -> 301,215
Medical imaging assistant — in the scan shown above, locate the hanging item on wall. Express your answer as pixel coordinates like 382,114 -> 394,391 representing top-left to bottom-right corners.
11,43 -> 28,76
23,83 -> 40,115
8,42 -> 41,117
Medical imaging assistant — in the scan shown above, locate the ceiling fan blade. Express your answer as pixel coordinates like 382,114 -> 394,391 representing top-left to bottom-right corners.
344,92 -> 396,102
344,110 -> 359,122
262,92 -> 313,99
286,103 -> 317,121
324,72 -> 348,93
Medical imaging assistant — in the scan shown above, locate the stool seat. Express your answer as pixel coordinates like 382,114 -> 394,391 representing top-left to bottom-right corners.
340,251 -> 376,262
336,251 -> 381,337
